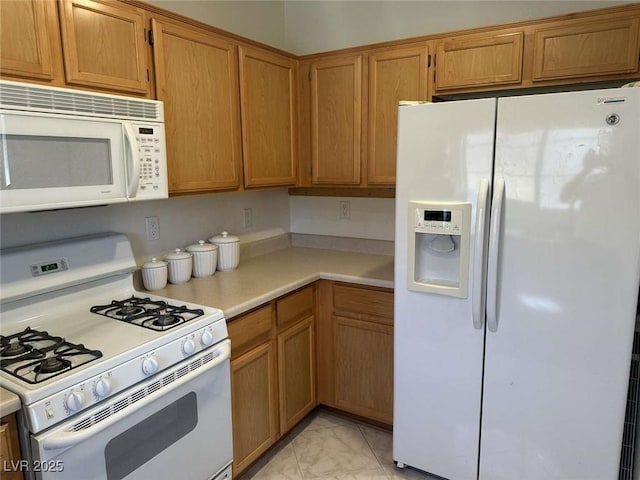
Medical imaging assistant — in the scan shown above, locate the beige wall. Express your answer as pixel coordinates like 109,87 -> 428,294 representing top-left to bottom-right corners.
283,1 -> 634,55
0,190 -> 291,263
289,196 -> 395,241
146,0 -> 286,50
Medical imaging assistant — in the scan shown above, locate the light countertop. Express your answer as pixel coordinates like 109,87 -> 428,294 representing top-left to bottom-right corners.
0,387 -> 21,416
148,247 -> 394,319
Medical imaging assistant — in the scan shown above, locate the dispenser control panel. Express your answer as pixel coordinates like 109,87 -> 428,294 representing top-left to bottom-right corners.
408,201 -> 471,298
414,207 -> 464,235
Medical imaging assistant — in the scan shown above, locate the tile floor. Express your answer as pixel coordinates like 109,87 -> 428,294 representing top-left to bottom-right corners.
238,409 -> 441,480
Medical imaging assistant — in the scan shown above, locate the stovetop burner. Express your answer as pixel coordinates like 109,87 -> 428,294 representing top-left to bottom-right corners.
0,328 -> 103,384
90,296 -> 204,332
152,315 -> 181,327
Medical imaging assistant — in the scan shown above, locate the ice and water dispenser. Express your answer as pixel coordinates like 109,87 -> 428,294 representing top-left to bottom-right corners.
407,201 -> 471,298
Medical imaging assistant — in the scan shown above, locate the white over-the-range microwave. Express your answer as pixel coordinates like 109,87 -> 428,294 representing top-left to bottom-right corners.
0,80 -> 168,214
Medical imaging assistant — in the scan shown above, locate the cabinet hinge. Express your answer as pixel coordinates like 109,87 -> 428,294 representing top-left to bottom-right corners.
146,69 -> 150,82
433,54 -> 436,67
427,54 -> 431,68
148,29 -> 155,46
308,71 -> 311,81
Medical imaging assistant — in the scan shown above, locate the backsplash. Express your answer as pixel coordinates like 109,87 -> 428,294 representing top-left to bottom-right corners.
289,196 -> 395,241
0,189 -> 291,263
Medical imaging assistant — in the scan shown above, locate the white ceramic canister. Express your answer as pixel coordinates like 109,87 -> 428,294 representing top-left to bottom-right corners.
164,248 -> 193,284
209,231 -> 240,271
185,240 -> 218,277
141,257 -> 168,291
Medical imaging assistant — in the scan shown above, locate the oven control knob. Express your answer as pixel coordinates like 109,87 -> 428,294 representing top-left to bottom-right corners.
142,356 -> 159,375
201,329 -> 214,347
94,378 -> 112,398
65,391 -> 85,412
182,338 -> 196,355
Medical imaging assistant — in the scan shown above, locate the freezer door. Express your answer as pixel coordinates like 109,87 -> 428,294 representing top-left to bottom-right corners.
480,88 -> 640,480
393,98 -> 495,480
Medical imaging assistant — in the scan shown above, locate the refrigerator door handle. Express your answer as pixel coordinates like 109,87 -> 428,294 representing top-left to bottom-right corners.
486,178 -> 505,333
472,179 -> 490,329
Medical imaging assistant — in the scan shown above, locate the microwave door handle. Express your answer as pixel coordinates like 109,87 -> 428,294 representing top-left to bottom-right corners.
41,342 -> 230,451
123,123 -> 140,199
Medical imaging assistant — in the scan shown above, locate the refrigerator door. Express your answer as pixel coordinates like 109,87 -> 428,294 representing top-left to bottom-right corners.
393,98 -> 495,480
480,88 -> 640,480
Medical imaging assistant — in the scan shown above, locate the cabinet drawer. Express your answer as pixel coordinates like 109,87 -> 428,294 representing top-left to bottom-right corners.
333,285 -> 393,324
228,305 -> 274,355
277,286 -> 314,327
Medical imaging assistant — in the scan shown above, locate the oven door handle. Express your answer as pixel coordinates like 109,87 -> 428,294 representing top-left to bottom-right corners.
42,342 -> 230,451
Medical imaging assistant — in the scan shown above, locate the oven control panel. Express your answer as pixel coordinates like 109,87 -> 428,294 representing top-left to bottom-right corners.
26,320 -> 228,434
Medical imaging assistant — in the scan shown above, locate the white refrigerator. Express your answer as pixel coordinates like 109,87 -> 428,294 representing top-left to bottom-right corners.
393,88 -> 640,480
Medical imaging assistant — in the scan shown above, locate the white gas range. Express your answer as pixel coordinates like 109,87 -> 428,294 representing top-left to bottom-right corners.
0,233 -> 232,480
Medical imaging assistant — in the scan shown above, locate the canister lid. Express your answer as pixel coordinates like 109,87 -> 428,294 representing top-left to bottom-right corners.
141,257 -> 168,269
164,248 -> 192,261
185,240 -> 217,252
209,231 -> 239,245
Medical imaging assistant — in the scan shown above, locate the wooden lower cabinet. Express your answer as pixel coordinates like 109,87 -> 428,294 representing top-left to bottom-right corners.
229,286 -> 316,477
277,316 -> 315,434
317,281 -> 394,426
0,414 -> 23,480
229,282 -> 393,475
230,340 -> 278,476
333,316 -> 393,424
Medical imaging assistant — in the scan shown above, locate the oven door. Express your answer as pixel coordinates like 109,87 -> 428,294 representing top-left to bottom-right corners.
30,340 -> 232,480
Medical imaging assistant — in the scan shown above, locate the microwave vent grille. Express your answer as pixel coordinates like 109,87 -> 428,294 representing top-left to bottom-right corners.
0,81 -> 161,121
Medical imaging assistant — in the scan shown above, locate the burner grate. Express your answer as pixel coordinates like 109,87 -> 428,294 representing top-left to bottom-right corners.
90,296 -> 204,331
0,327 -> 102,384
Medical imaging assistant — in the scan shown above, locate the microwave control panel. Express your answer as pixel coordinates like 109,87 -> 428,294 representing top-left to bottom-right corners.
134,123 -> 168,199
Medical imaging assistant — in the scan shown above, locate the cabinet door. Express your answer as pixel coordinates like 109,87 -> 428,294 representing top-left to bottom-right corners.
310,55 -> 363,185
368,45 -> 428,185
435,32 -> 523,90
239,46 -> 297,188
277,316 -> 316,434
0,0 -> 58,82
58,0 -> 149,94
532,17 -> 640,81
333,316 -> 393,424
0,414 -> 23,480
231,341 -> 278,476
152,19 -> 242,193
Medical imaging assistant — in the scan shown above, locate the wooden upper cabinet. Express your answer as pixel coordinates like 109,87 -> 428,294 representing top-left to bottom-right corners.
152,19 -> 241,193
532,17 -> 640,81
58,0 -> 149,94
368,45 -> 429,185
0,0 -> 59,82
435,32 -> 523,91
239,46 -> 297,188
310,55 -> 363,185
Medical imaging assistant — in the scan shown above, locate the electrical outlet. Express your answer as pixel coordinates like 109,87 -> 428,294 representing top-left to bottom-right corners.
145,216 -> 160,241
243,208 -> 253,228
339,200 -> 350,220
